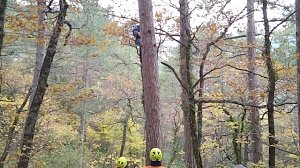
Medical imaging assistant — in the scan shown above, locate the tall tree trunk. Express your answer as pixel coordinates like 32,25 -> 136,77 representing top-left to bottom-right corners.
0,0 -> 7,94
17,1 -> 68,167
119,99 -> 132,157
179,0 -> 194,167
179,0 -> 202,167
295,0 -> 300,154
262,1 -> 276,167
247,0 -> 263,163
29,0 -> 47,107
137,0 -> 162,165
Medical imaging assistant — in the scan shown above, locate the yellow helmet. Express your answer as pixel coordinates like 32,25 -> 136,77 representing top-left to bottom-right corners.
117,157 -> 127,168
149,148 -> 162,161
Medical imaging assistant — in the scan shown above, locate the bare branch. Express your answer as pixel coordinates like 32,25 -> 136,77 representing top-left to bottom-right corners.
275,102 -> 297,107
192,63 -> 267,91
255,19 -> 295,23
192,65 -> 225,90
269,10 -> 297,35
160,61 -> 187,92
262,142 -> 300,156
224,33 -> 263,40
105,13 -> 139,23
265,1 -> 293,11
196,99 -> 266,108
225,64 -> 268,79
155,27 -> 182,45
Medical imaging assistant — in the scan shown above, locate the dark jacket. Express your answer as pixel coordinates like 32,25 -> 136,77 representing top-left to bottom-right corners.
132,25 -> 141,46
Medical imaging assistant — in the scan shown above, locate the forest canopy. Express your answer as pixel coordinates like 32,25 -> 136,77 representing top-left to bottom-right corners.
0,0 -> 299,168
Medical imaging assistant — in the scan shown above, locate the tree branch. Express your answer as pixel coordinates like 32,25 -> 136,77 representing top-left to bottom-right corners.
262,141 -> 300,156
225,64 -> 268,79
196,99 -> 266,108
224,33 -> 262,40
269,10 -> 297,35
192,63 -> 267,91
160,61 -> 187,92
155,27 -> 182,45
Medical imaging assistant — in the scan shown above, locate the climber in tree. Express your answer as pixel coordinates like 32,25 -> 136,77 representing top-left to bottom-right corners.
132,24 -> 141,46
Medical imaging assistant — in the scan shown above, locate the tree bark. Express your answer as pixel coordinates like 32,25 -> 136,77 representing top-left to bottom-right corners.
29,0 -> 47,107
247,0 -> 263,163
17,1 -> 68,167
179,0 -> 202,167
179,0 -> 194,167
262,1 -> 276,167
0,0 -> 7,94
137,0 -> 162,165
295,0 -> 300,155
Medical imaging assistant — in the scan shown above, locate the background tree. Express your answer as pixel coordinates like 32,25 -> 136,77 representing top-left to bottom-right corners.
262,0 -> 276,167
18,0 -> 69,167
178,0 -> 200,167
0,0 -> 7,94
29,0 -> 46,107
296,0 -> 300,150
0,0 -> 299,168
247,0 -> 263,163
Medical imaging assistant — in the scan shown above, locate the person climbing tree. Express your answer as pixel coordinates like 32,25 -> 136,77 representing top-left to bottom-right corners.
132,24 -> 141,46
117,156 -> 128,168
144,148 -> 165,168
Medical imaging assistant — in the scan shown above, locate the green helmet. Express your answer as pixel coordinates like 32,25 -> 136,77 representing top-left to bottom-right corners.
149,148 -> 162,161
117,157 -> 127,168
